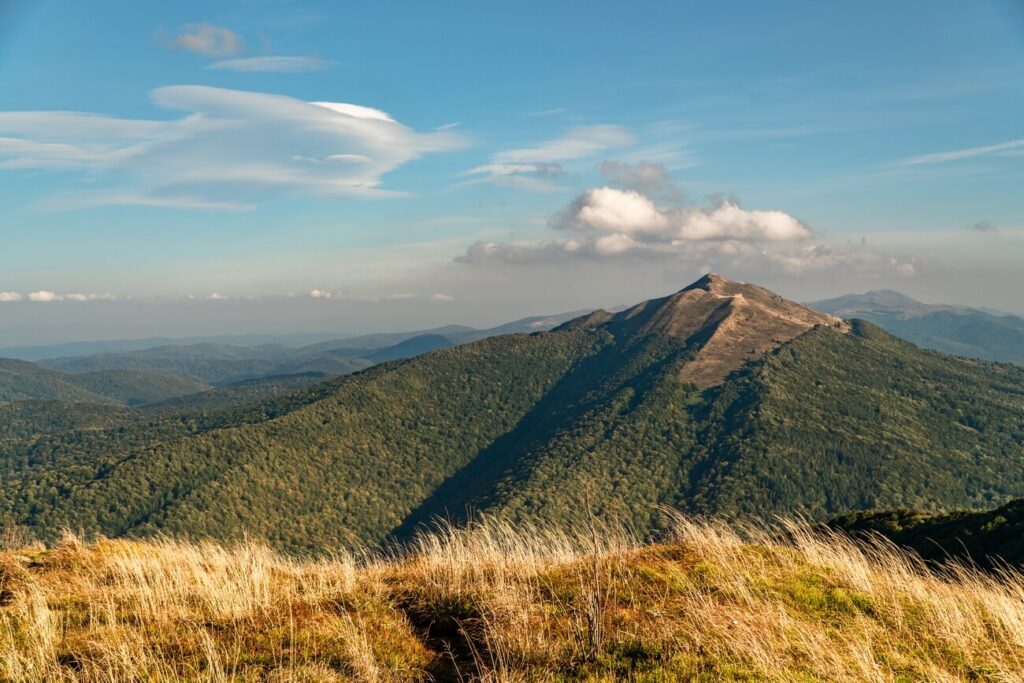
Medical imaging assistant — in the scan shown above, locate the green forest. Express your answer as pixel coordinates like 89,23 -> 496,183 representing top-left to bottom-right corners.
3,302 -> 1024,554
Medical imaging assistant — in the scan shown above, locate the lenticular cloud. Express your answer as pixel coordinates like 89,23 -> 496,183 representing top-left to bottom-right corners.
0,85 -> 467,210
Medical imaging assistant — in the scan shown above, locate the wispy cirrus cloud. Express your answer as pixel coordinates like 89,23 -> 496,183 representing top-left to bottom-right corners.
207,55 -> 330,72
527,108 -> 566,117
173,23 -> 243,57
462,125 -> 633,191
0,85 -> 468,210
892,139 -> 1024,167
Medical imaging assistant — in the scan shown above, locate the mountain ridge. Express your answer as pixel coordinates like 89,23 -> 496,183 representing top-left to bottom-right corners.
4,274 -> 1024,553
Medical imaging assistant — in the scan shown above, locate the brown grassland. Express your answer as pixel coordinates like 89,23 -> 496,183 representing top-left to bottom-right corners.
1,513 -> 1023,681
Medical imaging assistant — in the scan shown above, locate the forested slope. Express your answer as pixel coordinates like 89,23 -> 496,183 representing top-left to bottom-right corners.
3,275 -> 1024,553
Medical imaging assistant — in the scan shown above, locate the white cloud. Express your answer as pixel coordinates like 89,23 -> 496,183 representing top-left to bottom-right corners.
527,108 -> 566,117
460,162 -> 567,192
892,139 -> 1024,167
174,23 -> 243,57
0,85 -> 467,209
207,56 -> 329,72
14,291 -> 117,302
456,186 -> 913,279
206,293 -> 228,300
494,125 -> 633,164
309,289 -> 333,298
562,188 -> 668,234
429,293 -> 455,302
64,292 -> 113,301
464,125 -> 633,191
556,187 -> 810,241
770,244 -> 917,277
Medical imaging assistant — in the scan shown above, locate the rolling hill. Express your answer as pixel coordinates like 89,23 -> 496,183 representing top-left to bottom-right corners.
809,290 -> 1024,365
3,274 -> 1024,553
0,359 -> 207,406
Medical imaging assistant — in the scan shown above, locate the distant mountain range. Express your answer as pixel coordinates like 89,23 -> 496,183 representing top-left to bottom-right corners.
3,311 -> 588,387
809,290 -> 1024,366
0,358 -> 208,406
4,274 -> 1024,554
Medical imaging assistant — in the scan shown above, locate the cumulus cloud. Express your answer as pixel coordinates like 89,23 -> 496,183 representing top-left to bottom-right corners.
0,85 -> 467,209
174,23 -> 243,57
463,125 -> 633,191
28,291 -> 60,302
429,293 -> 455,302
308,289 -> 333,298
456,183 -> 915,279
559,188 -> 668,234
0,292 -> 22,302
555,187 -> 811,241
207,56 -> 329,72
206,293 -> 228,300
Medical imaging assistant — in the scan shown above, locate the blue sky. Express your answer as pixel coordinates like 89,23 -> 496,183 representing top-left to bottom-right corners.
0,0 -> 1022,343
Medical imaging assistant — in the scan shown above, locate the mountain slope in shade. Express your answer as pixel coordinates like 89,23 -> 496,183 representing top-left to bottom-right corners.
4,274 -> 1024,553
809,290 -> 1024,366
830,499 -> 1024,570
362,334 -> 454,363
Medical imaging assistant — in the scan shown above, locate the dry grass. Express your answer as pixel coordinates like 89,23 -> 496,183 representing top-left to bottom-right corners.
1,514 -> 1023,681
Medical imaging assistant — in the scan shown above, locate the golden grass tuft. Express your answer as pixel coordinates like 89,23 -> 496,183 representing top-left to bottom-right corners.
1,514 -> 1023,681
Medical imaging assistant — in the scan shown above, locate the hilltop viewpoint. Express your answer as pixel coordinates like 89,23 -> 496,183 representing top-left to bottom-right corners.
2,513 -> 1024,681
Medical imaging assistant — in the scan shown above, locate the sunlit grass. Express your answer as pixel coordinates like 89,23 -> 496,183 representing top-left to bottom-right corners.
1,513 -> 1022,681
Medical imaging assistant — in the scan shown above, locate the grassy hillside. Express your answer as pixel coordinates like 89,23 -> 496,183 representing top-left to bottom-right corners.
2,516 -> 1023,681
830,499 -> 1024,570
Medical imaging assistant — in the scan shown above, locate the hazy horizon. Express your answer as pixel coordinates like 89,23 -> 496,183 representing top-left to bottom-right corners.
2,1 -> 1022,345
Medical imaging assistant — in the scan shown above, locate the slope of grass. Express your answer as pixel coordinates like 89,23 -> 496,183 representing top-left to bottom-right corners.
2,515 -> 1023,681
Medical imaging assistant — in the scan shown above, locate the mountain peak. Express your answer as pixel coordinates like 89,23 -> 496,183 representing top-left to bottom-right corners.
597,274 -> 849,387
683,272 -> 729,292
